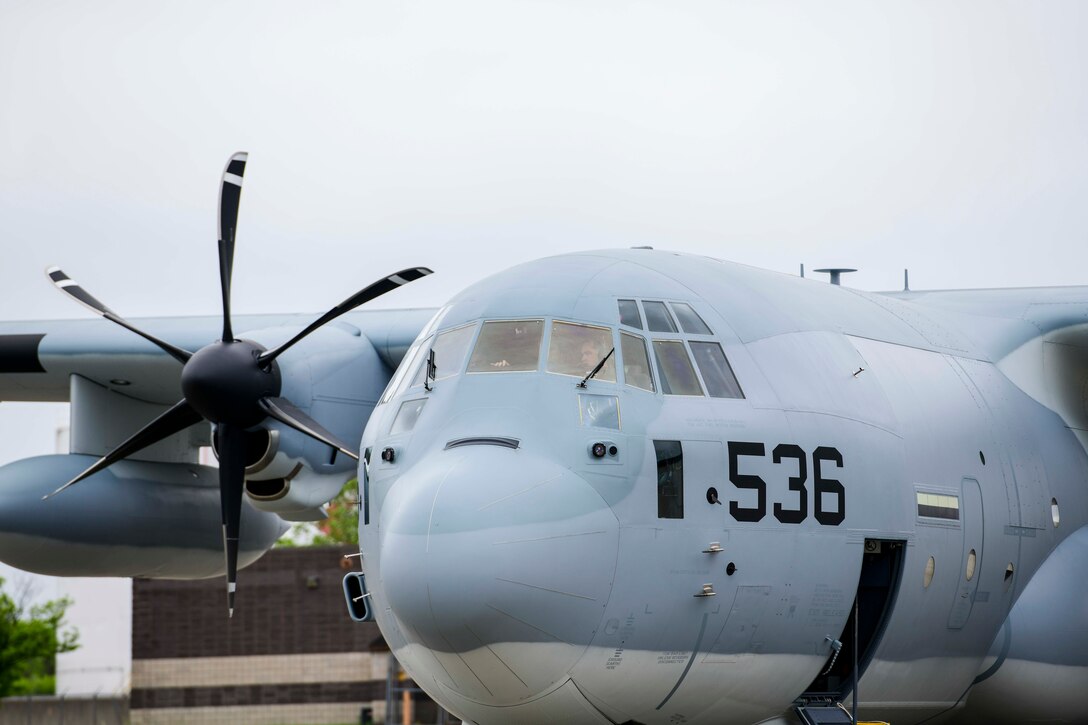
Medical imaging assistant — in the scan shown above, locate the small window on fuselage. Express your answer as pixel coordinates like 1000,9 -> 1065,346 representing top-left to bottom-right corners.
467,320 -> 544,372
655,440 -> 684,519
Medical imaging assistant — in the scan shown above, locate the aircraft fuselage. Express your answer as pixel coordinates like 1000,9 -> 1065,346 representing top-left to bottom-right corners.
360,249 -> 1088,724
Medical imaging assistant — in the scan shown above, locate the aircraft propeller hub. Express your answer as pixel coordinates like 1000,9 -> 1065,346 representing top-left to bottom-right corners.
180,339 -> 280,427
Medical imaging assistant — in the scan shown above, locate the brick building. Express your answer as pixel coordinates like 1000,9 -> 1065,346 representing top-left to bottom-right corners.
130,546 -> 393,724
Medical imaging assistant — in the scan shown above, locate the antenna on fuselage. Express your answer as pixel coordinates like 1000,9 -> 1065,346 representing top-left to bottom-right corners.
813,268 -> 857,286
800,263 -> 805,278
903,269 -> 910,291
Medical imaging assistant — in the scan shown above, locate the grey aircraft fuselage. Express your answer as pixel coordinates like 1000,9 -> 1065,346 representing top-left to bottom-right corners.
358,249 -> 1088,725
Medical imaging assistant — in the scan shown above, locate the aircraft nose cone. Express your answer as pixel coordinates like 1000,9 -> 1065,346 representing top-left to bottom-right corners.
379,446 -> 619,706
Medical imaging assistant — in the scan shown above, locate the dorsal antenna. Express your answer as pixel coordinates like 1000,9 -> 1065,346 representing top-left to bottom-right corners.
813,268 -> 857,286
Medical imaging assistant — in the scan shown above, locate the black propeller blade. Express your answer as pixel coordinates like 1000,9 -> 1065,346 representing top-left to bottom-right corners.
43,399 -> 202,499
258,266 -> 433,367
45,152 -> 432,615
217,152 -> 247,342
46,267 -> 193,365
216,423 -> 247,617
259,397 -> 360,461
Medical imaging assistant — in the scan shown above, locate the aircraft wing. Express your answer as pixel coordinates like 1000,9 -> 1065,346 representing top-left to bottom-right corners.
0,308 -> 435,404
880,285 -> 1088,360
0,306 -> 435,584
880,285 -> 1088,449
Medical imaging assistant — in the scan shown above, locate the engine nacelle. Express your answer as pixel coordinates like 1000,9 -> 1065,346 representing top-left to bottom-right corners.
235,323 -> 384,519
0,455 -> 287,578
241,428 -> 354,519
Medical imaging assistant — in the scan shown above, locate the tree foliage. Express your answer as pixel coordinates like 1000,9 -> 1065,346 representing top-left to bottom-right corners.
277,478 -> 359,547
0,579 -> 79,697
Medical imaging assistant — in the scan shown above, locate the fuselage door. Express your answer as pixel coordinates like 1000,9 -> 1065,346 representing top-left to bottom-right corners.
948,477 -> 984,629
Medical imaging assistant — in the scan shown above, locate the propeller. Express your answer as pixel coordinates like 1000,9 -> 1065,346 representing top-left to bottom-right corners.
44,152 -> 433,616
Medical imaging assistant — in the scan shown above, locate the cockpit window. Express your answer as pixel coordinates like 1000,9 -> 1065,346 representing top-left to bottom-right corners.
410,323 -> 476,387
653,340 -> 704,396
655,440 -> 684,519
689,342 -> 744,398
547,321 -> 616,382
670,302 -> 712,335
620,332 -> 654,392
380,339 -> 426,404
390,398 -> 427,435
618,299 -> 643,329
643,301 -> 678,333
467,320 -> 544,373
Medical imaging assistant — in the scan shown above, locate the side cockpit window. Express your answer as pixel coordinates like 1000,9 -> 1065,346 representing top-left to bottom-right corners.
547,321 -> 616,381
620,332 -> 654,392
411,323 -> 476,387
689,342 -> 744,398
380,339 -> 426,404
467,320 -> 544,372
655,440 -> 684,519
653,340 -> 703,396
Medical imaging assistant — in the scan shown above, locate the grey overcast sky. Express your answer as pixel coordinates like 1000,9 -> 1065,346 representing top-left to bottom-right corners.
1,1 -> 1087,467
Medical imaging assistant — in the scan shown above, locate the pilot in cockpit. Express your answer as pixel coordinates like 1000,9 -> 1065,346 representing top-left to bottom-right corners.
580,339 -> 604,375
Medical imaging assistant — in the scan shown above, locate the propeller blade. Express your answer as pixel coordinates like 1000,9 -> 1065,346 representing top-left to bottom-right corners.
44,399 -> 202,499
46,267 -> 193,364
216,423 -> 246,617
258,397 -> 360,461
217,151 -> 248,342
259,267 -> 433,366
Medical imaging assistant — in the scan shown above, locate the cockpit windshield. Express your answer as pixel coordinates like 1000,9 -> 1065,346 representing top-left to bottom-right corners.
547,321 -> 616,382
467,320 -> 544,372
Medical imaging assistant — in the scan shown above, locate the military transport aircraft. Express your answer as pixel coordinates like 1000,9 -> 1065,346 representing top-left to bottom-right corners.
0,155 -> 1085,725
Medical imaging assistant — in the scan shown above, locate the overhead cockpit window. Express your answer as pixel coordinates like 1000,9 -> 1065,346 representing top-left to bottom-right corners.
670,302 -> 712,335
643,301 -> 678,333
653,341 -> 703,396
620,332 -> 654,392
618,299 -> 643,329
411,323 -> 476,387
467,320 -> 544,372
689,342 -> 744,398
547,321 -> 616,381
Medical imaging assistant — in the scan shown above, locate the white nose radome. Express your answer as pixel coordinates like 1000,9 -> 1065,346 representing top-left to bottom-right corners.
379,445 -> 620,707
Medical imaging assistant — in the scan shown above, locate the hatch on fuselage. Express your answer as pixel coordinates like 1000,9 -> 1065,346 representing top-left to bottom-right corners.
802,538 -> 906,699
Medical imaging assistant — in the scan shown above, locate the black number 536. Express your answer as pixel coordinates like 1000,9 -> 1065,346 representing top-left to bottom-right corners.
727,442 -> 844,526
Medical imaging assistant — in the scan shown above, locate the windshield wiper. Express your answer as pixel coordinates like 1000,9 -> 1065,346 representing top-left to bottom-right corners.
578,347 -> 615,388
424,349 -> 436,391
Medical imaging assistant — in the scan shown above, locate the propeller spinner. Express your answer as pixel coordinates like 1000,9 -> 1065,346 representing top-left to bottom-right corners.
43,152 -> 432,616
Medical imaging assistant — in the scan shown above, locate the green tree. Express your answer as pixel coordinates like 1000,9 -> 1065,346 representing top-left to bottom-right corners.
0,579 -> 79,696
277,478 -> 359,547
